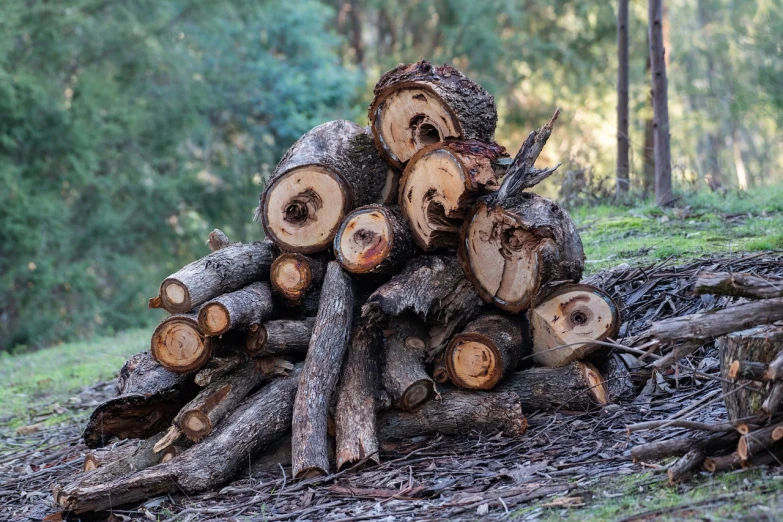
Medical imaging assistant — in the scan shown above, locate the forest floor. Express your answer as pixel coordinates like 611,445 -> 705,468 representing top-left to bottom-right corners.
2,186 -> 783,520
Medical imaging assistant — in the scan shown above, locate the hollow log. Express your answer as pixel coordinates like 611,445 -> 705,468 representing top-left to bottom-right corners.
377,387 -> 526,440
54,365 -> 302,513
369,60 -> 497,169
695,271 -> 783,300
259,121 -> 390,254
446,314 -> 524,390
382,316 -> 437,411
83,352 -> 195,448
334,205 -> 417,276
719,325 -> 783,421
197,281 -> 274,337
399,140 -> 507,250
496,362 -> 609,412
194,352 -> 246,387
529,284 -> 621,367
335,321 -> 382,470
155,241 -> 277,314
292,262 -> 355,479
150,312 -> 211,374
269,253 -> 326,312
246,317 -> 316,356
630,432 -> 739,463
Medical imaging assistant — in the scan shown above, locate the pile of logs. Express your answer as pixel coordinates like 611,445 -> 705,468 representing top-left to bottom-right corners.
53,61 -> 626,513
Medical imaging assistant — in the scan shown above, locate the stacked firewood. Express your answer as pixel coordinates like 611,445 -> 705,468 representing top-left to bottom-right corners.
53,61 -> 625,513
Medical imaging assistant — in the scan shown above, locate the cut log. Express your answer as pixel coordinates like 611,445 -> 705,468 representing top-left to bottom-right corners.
156,241 -> 277,314
529,284 -> 621,367
197,281 -> 273,337
667,448 -> 706,483
728,360 -> 769,381
292,262 -> 355,479
382,316 -> 437,411
630,432 -> 739,463
335,321 -> 382,470
703,452 -> 742,473
737,421 -> 783,462
83,352 -> 195,448
459,193 -> 584,313
334,205 -> 416,275
269,253 -> 327,311
54,365 -> 302,513
695,271 -> 783,299
719,325 -> 783,421
369,60 -> 497,169
496,362 -> 609,412
431,352 -> 450,384
246,317 -> 316,356
377,387 -> 526,440
399,140 -> 507,250
445,314 -> 524,390
194,352 -> 246,387
259,121 -> 390,254
83,442 -> 137,472
207,228 -> 232,252
150,312 -> 211,374
76,433 -> 167,486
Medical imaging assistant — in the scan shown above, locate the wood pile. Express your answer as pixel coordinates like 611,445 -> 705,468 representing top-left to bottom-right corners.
53,61 -> 627,513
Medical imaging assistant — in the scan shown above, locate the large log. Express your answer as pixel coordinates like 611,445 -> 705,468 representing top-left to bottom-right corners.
529,284 -> 621,367
82,352 -> 195,448
334,205 -> 417,276
54,366 -> 302,513
369,60 -> 497,169
258,121 -> 391,254
382,316 -> 437,411
154,241 -> 277,314
197,281 -> 274,337
445,314 -> 524,390
269,253 -> 326,313
246,317 -> 316,356
695,271 -> 783,300
496,362 -> 609,412
150,312 -> 211,374
292,262 -> 355,479
399,140 -> 507,251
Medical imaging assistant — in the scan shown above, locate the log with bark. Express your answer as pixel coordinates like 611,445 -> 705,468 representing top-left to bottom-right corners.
594,353 -> 637,403
737,421 -> 783,462
194,352 -> 246,387
207,228 -> 233,252
83,442 -> 138,472
695,271 -> 783,300
246,317 -> 316,356
76,433 -> 168,487
334,205 -> 417,276
258,121 -> 391,254
368,60 -> 497,169
630,432 -> 740,463
398,140 -> 507,250
445,314 -> 524,390
269,253 -> 327,312
382,316 -> 437,411
197,281 -> 274,337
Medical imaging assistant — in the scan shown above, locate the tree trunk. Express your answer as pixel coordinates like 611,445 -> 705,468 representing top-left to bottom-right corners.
382,316 -> 437,411
269,253 -> 327,313
54,366 -> 302,514
616,0 -> 630,197
496,362 -> 609,412
399,140 -> 507,250
649,0 -> 674,207
529,284 -> 620,367
83,352 -> 196,448
334,205 -> 417,275
197,281 -> 274,337
369,60 -> 497,169
446,314 -> 524,390
377,388 -> 526,440
335,321 -> 382,470
292,262 -> 355,479
246,317 -> 316,356
258,121 -> 391,254
694,271 -> 783,300
150,312 -> 211,374
155,241 -> 277,313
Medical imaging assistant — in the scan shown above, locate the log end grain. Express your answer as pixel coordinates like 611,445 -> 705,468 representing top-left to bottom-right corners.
150,315 -> 210,374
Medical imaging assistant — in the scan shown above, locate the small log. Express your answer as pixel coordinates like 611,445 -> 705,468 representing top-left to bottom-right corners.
728,360 -> 769,381
194,352 -> 246,387
529,284 -> 621,367
382,316 -> 437,411
703,452 -> 742,473
197,281 -> 273,337
83,442 -> 137,472
334,205 -> 417,275
207,228 -> 232,252
77,432 -> 167,486
496,362 -> 609,412
431,352 -> 450,384
377,387 -> 527,440
292,262 -> 355,479
246,317 -> 316,356
150,312 -> 211,374
155,240 -> 277,313
83,352 -> 195,448
368,60 -> 497,169
695,271 -> 783,299
335,321 -> 382,470
54,366 -> 302,514
269,253 -> 326,311
445,314 -> 524,390
737,421 -> 783,462
667,448 -> 706,483
259,121 -> 391,254
399,140 -> 507,250
630,432 -> 739,463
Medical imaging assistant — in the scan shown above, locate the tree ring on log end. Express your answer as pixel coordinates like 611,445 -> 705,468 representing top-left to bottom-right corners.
270,253 -> 314,301
402,379 -> 436,410
181,410 -> 212,442
151,318 -> 209,374
160,279 -> 191,314
335,207 -> 394,274
198,303 -> 231,336
446,334 -> 503,390
262,166 -> 351,253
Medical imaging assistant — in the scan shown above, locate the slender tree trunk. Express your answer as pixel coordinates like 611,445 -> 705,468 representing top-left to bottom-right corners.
616,0 -> 630,197
649,0 -> 674,207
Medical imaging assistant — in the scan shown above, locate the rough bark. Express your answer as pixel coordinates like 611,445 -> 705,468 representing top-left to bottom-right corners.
496,362 -> 609,413
616,0 -> 630,196
594,353 -> 636,403
292,262 -> 355,479
150,312 -> 211,374
382,316 -> 437,411
369,60 -> 497,169
246,317 -> 316,356
649,0 -> 674,207
695,271 -> 783,300
703,452 -> 742,473
631,432 -> 739,463
207,228 -> 232,252
334,205 -> 417,275
269,253 -> 327,311
54,366 -> 302,513
446,314 -> 524,390
197,281 -> 274,337
194,352 -> 246,387
259,121 -> 390,254
83,442 -> 138,472
74,433 -> 167,487
667,448 -> 706,483
335,321 -> 382,470
155,241 -> 277,314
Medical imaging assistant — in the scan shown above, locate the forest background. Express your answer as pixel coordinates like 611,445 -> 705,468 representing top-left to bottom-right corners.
1,0 -> 782,351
